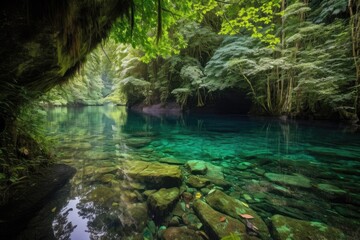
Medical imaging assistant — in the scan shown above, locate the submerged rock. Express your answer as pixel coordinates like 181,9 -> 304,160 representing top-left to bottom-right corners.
96,166 -> 118,175
123,203 -> 148,232
98,173 -> 116,183
316,183 -> 347,196
193,200 -> 256,240
83,151 -> 113,160
88,186 -> 118,205
205,189 -> 269,239
205,162 -> 224,180
186,175 -> 210,188
148,188 -> 180,222
122,160 -> 182,188
271,214 -> 345,240
264,173 -> 311,188
182,213 -> 203,230
159,157 -> 184,165
186,160 -> 208,175
162,227 -> 203,240
125,138 -> 152,148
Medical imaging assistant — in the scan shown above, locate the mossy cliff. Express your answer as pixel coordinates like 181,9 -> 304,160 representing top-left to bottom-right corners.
0,0 -> 132,124
0,0 -> 132,190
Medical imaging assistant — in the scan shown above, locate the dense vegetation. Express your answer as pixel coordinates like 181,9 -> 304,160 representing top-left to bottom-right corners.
1,0 -> 359,197
46,0 -> 359,121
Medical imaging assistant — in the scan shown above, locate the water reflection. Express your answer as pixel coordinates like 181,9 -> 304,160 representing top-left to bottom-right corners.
44,106 -> 360,239
53,198 -> 89,240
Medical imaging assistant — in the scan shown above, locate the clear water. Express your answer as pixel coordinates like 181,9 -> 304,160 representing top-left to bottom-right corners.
42,106 -> 360,239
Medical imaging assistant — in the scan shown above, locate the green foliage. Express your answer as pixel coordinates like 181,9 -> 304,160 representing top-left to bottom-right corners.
193,0 -> 282,46
203,2 -> 355,118
310,0 -> 348,23
0,98 -> 54,201
111,0 -> 193,62
44,0 -> 358,120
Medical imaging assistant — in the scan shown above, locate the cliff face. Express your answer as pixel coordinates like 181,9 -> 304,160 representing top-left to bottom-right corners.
0,0 -> 132,123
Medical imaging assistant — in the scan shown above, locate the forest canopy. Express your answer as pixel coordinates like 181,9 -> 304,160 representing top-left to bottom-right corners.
45,0 -> 359,121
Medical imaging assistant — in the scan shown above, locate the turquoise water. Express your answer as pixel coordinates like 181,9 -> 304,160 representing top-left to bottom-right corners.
43,106 -> 359,239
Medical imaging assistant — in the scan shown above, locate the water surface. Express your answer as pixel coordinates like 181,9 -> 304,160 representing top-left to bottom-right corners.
43,106 -> 360,239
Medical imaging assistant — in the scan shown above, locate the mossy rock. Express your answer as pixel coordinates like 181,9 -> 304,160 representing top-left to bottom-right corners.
186,160 -> 208,175
122,160 -> 182,188
205,189 -> 270,239
162,227 -> 203,240
186,175 -> 210,188
148,187 -> 180,223
193,200 -> 256,240
264,173 -> 311,188
271,214 -> 345,240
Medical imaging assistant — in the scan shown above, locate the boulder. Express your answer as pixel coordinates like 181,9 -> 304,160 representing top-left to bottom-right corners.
193,200 -> 256,240
122,160 -> 182,188
0,164 -> 76,239
186,175 -> 210,188
271,214 -> 345,240
148,188 -> 180,222
186,175 -> 232,190
264,173 -> 311,188
186,160 -> 208,175
162,227 -> 203,240
205,189 -> 270,239
204,162 -> 224,180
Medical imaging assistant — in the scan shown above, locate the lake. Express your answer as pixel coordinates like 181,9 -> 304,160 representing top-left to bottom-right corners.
24,106 -> 360,239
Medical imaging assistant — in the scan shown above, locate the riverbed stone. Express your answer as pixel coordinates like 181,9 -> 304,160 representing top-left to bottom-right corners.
125,203 -> 148,232
96,166 -> 118,175
271,214 -> 345,240
159,157 -> 184,165
122,160 -> 182,188
172,201 -> 186,217
148,187 -> 180,222
88,186 -> 119,205
125,137 -> 152,148
264,173 -> 311,188
193,200 -> 256,240
208,178 -> 232,189
205,162 -> 224,180
205,189 -> 270,239
98,173 -> 116,183
83,151 -> 113,160
186,160 -> 208,175
269,184 -> 293,197
316,183 -> 347,195
162,227 -> 203,240
182,213 -> 203,230
186,175 -> 210,188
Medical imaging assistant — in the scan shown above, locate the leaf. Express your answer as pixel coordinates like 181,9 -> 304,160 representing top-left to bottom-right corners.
239,213 -> 254,219
51,207 -> 57,213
